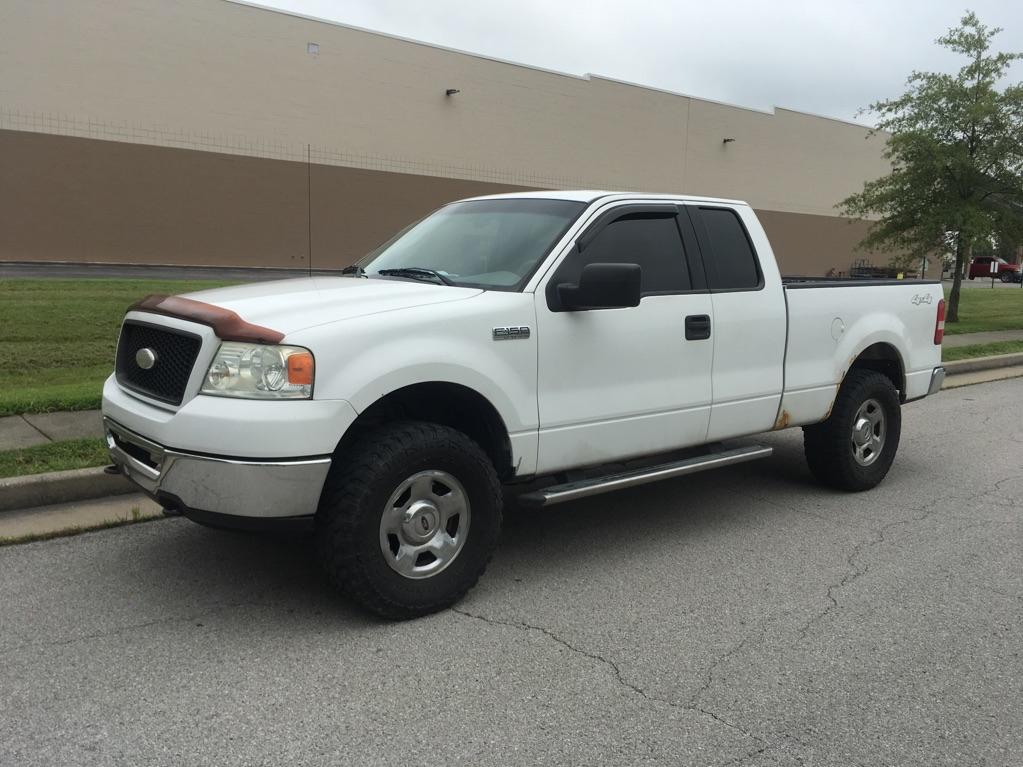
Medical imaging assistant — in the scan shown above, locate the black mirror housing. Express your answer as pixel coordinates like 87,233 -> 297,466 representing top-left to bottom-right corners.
558,263 -> 641,310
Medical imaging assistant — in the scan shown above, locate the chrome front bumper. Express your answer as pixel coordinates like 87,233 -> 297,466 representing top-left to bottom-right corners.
104,418 -> 331,519
928,366 -> 946,396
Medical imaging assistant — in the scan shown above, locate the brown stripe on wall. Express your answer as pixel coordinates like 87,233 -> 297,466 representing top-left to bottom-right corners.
1,128 -> 912,276
0,129 -> 531,268
754,208 -> 919,278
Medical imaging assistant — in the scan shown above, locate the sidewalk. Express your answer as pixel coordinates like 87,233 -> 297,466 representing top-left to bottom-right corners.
942,329 -> 1023,348
0,410 -> 103,450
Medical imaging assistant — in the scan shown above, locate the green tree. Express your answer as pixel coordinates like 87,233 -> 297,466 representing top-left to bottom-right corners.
840,11 -> 1023,322
994,228 -> 1021,262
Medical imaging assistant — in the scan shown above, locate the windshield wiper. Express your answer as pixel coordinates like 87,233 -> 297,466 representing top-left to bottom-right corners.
341,264 -> 366,277
377,267 -> 454,286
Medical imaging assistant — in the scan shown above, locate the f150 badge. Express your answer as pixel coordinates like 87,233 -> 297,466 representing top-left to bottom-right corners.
492,326 -> 531,341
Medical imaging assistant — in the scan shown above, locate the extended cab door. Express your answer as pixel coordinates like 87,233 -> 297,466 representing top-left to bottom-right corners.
534,203 -> 715,474
684,204 -> 786,440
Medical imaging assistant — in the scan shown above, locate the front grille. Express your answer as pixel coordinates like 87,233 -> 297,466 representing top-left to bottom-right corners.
115,321 -> 202,405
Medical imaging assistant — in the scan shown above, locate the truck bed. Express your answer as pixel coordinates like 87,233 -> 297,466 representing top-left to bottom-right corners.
778,277 -> 944,427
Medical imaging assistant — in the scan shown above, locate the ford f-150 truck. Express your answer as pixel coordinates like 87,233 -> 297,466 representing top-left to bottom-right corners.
103,191 -> 946,618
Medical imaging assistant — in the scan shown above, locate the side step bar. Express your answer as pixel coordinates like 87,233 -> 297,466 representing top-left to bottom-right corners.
517,445 -> 773,507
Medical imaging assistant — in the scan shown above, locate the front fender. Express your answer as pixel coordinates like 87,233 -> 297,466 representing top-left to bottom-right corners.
286,292 -> 540,473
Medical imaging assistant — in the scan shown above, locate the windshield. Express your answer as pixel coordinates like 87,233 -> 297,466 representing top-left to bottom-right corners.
358,198 -> 586,290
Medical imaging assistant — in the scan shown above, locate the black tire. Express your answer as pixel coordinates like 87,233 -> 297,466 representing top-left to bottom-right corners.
969,275 -> 975,280
802,370 -> 902,492
1000,271 -> 1013,283
315,421 -> 502,619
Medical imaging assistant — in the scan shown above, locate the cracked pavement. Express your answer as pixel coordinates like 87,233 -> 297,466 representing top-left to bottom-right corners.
1,377 -> 1021,766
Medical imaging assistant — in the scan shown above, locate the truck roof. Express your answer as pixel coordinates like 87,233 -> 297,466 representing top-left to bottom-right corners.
461,190 -> 750,206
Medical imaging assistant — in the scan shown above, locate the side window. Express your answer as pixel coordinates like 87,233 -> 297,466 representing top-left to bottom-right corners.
695,207 -> 762,291
560,213 -> 691,295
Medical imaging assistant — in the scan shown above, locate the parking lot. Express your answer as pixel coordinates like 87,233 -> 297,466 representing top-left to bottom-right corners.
956,275 -> 1023,289
1,377 -> 1020,766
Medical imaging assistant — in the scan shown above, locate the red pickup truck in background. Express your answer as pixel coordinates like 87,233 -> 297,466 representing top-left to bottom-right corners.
969,256 -> 1023,282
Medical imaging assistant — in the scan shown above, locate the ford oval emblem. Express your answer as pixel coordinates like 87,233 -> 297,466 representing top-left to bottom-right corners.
135,348 -> 158,370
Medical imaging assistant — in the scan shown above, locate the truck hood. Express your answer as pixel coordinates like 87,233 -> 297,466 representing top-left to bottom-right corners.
180,277 -> 483,336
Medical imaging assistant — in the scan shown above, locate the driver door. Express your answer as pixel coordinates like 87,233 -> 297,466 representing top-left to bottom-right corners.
534,203 -> 714,474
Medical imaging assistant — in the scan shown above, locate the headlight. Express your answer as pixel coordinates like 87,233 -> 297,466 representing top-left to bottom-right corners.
201,342 -> 314,399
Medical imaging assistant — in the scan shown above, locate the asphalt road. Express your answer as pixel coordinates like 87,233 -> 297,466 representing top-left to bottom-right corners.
2,379 -> 1021,766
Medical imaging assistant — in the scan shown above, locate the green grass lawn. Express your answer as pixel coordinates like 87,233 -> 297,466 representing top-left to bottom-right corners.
0,279 -> 232,416
944,286 -> 1023,335
942,340 -> 1023,362
0,438 -> 111,479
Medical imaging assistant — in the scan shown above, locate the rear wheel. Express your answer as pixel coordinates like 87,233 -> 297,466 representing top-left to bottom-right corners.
803,370 -> 901,491
316,421 -> 502,619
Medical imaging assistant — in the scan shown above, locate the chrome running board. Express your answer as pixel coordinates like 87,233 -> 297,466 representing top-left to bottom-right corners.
518,445 -> 773,507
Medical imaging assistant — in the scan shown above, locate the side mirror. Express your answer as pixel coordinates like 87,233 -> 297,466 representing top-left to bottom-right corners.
558,263 -> 641,310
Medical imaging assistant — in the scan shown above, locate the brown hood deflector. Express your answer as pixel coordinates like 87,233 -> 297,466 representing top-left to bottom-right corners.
129,294 -> 285,344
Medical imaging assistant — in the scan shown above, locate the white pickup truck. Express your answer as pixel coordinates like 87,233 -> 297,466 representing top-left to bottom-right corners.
103,191 -> 946,618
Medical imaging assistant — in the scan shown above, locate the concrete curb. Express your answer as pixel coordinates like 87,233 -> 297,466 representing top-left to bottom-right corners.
0,493 -> 164,541
943,352 -> 1023,375
0,467 -> 134,513
1,350 -> 1020,515
942,365 -> 1023,390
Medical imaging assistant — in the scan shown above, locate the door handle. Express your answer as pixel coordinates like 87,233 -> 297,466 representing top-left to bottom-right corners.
685,314 -> 711,341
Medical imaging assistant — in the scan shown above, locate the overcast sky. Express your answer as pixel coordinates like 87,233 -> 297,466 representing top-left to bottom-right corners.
255,0 -> 1021,124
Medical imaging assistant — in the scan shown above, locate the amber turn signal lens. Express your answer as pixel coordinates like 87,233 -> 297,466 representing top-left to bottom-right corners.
287,352 -> 314,385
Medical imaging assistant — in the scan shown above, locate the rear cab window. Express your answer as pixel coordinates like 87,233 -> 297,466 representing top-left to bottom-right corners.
690,207 -> 763,291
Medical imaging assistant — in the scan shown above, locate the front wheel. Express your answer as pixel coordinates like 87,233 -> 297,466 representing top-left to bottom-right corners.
802,370 -> 902,491
1000,271 -> 1013,283
316,421 -> 502,619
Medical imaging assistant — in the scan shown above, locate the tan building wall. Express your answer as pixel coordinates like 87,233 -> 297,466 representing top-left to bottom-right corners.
0,129 -> 527,268
0,0 -> 902,275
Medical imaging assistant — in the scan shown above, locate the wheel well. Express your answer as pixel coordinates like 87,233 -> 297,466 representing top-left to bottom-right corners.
849,343 -> 905,400
337,382 -> 514,480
